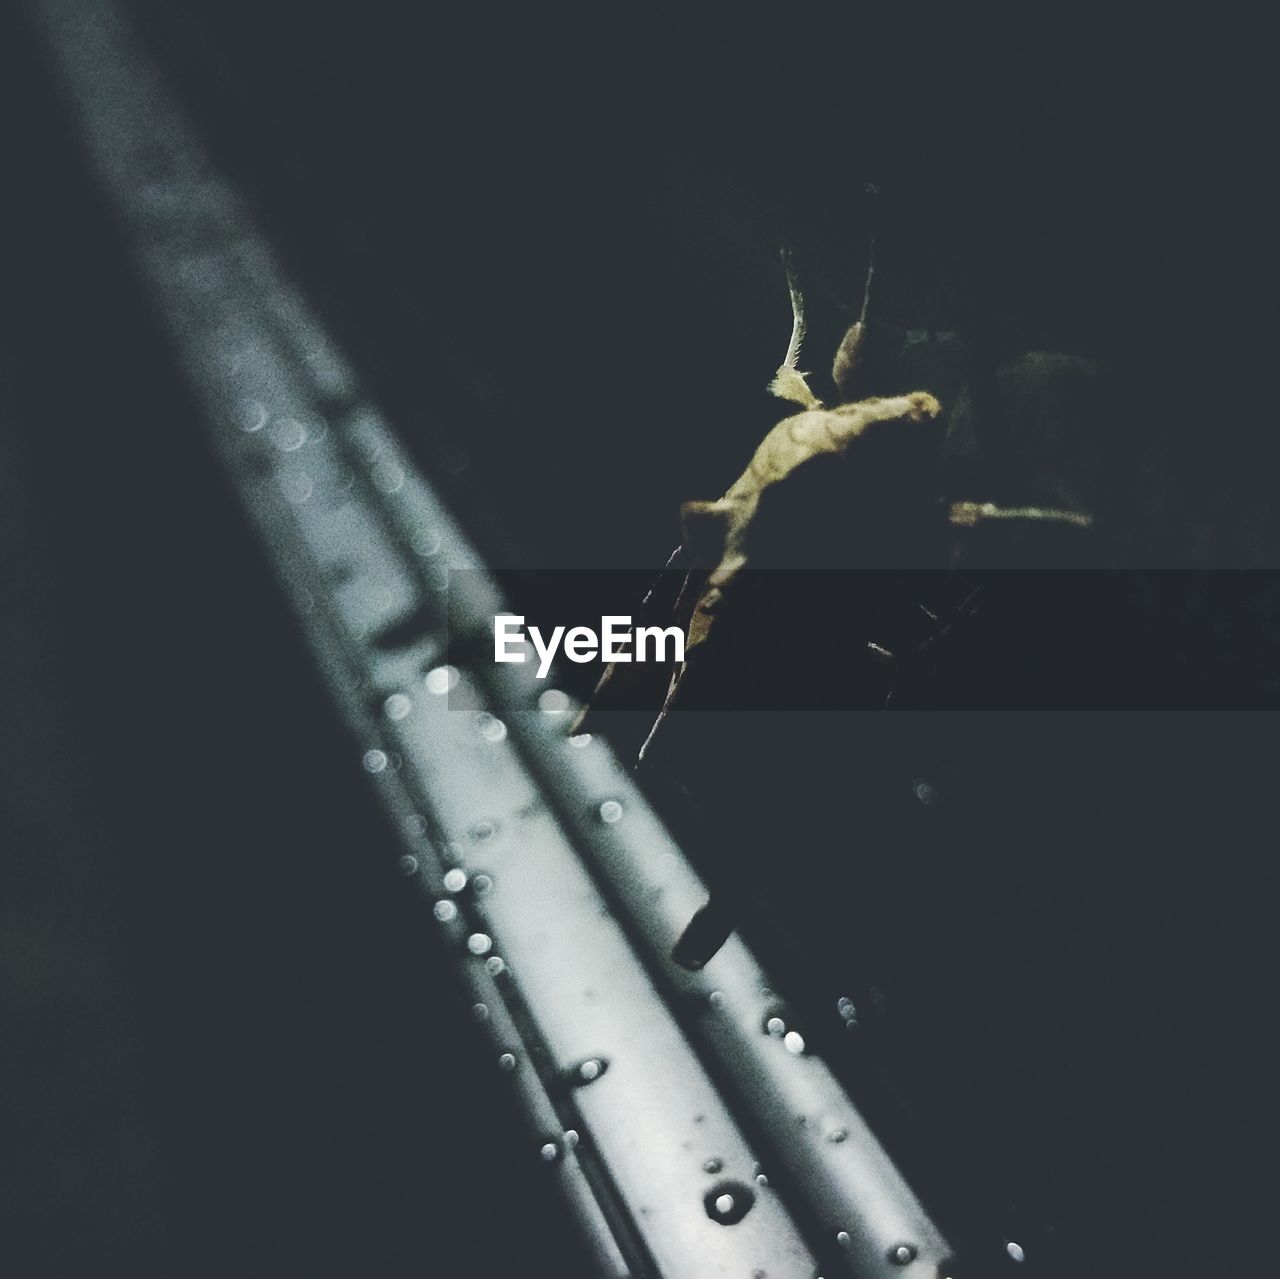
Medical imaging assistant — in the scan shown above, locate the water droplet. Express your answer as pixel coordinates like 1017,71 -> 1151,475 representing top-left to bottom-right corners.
477,713 -> 508,742
362,749 -> 388,774
703,1158 -> 723,1174
708,990 -> 726,1009
569,733 -> 592,749
598,799 -> 624,825
836,996 -> 857,1020
384,692 -> 413,721
281,471 -> 313,504
468,820 -> 497,842
538,689 -> 570,714
540,1141 -> 560,1162
402,813 -> 428,838
433,900 -> 457,923
784,1031 -> 806,1055
765,1016 -> 786,1036
471,1002 -> 489,1022
563,1129 -> 579,1149
497,1052 -> 517,1072
424,665 -> 458,695
372,460 -> 405,493
827,1127 -> 849,1144
412,530 -> 442,557
889,1243 -> 917,1265
755,1171 -> 769,1186
274,417 -> 308,451
912,777 -> 937,806
836,1231 -> 852,1248
472,873 -> 494,896
467,933 -> 492,956
484,955 -> 505,976
397,854 -> 418,876
1006,1241 -> 1026,1263
575,1058 -> 606,1084
443,867 -> 468,893
239,399 -> 268,432
704,1180 -> 754,1225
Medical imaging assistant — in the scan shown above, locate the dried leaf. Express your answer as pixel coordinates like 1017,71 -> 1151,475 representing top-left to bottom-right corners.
683,392 -> 943,652
949,501 -> 1093,529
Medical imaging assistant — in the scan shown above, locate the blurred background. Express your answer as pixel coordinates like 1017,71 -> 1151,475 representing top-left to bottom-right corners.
2,1 -> 1278,1276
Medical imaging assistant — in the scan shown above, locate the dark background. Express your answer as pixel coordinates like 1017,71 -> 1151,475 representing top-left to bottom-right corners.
2,1 -> 1278,1276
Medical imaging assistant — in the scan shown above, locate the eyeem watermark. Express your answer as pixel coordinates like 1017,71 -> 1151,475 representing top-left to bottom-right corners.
494,615 -> 684,679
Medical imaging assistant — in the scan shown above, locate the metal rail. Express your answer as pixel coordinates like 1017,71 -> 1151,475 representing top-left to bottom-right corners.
31,2 -> 955,1273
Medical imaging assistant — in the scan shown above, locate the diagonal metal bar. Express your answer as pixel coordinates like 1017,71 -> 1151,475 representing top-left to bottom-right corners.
29,1 -> 954,1274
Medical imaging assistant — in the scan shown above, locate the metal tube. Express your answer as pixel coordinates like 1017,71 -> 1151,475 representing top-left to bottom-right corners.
30,1 -> 954,1272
